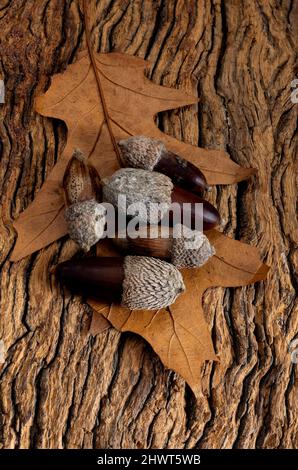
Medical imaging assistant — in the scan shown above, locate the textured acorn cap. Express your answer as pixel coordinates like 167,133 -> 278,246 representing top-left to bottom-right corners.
102,168 -> 173,224
118,136 -> 165,171
171,224 -> 215,268
122,256 -> 185,310
64,199 -> 106,252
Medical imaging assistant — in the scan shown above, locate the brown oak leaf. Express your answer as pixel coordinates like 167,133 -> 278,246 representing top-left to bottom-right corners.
10,46 -> 268,395
11,50 -> 255,261
90,313 -> 111,336
89,231 -> 269,396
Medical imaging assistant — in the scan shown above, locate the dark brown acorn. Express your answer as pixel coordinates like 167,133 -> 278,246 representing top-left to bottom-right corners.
113,224 -> 215,268
55,256 -> 185,310
118,135 -> 209,195
170,186 -> 220,231
114,227 -> 172,259
102,168 -> 220,231
56,257 -> 124,301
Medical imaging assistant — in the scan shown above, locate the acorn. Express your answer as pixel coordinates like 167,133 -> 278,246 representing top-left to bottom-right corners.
170,185 -> 219,231
118,135 -> 209,195
102,168 -> 220,230
113,224 -> 216,268
55,255 -> 185,310
63,149 -> 106,252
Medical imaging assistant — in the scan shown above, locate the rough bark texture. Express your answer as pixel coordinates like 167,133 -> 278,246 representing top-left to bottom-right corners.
0,0 -> 297,449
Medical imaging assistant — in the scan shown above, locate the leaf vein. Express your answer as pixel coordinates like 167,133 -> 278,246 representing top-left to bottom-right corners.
47,64 -> 92,108
95,59 -> 195,103
20,204 -> 64,252
168,309 -> 196,383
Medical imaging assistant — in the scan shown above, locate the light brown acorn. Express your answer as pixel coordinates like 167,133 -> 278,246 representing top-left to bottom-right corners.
113,224 -> 215,269
55,255 -> 185,310
63,149 -> 107,252
118,135 -> 210,195
102,168 -> 220,230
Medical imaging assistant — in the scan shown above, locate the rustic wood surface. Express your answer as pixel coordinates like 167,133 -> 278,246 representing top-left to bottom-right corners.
0,0 -> 297,449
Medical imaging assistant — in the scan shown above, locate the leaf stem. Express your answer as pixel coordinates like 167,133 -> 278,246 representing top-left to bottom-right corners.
83,0 -> 123,166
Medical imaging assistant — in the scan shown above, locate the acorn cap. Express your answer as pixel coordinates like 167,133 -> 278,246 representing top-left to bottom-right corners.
122,256 -> 185,310
171,224 -> 215,268
118,135 -> 164,171
64,200 -> 106,252
102,168 -> 173,224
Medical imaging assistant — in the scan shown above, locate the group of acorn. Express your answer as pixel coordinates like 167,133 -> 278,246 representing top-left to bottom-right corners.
55,136 -> 220,310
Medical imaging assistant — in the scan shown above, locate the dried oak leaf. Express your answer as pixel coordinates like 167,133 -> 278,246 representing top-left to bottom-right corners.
11,50 -> 255,261
10,49 -> 268,395
90,312 -> 111,336
89,231 -> 269,396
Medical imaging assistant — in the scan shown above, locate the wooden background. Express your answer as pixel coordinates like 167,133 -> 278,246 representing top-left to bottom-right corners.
0,0 -> 297,449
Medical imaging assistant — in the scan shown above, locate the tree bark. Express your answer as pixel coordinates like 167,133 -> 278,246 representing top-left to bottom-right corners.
0,0 -> 297,449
